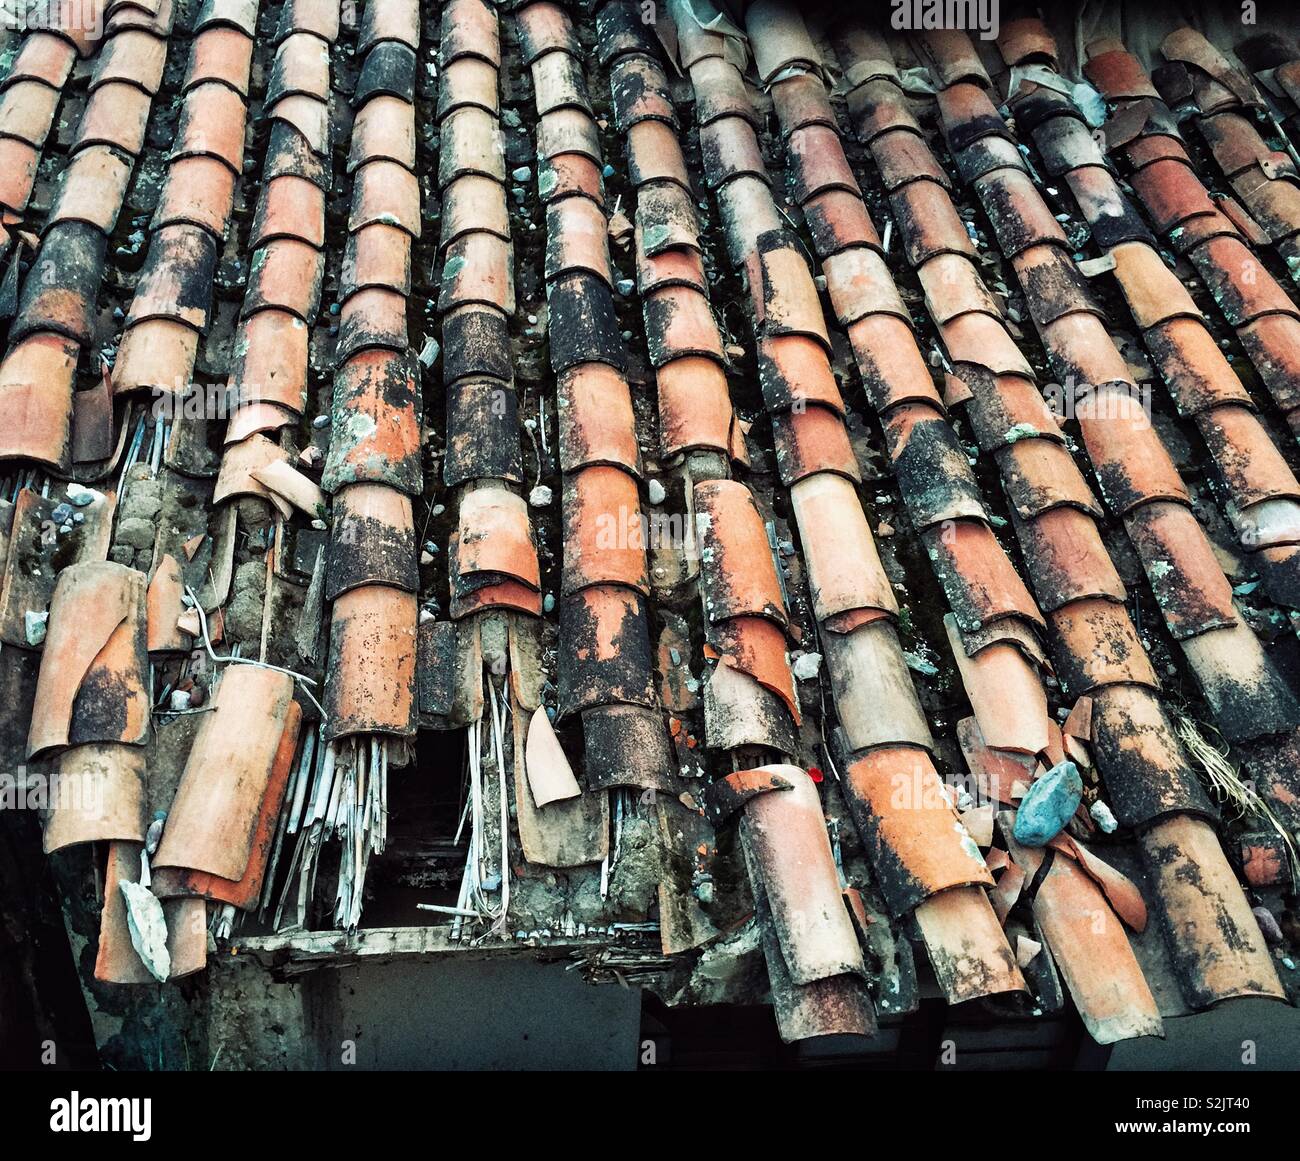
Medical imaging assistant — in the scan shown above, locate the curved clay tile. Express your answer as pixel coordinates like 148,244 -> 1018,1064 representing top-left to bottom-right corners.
153,154 -> 238,235
557,362 -> 641,476
516,0 -> 578,64
789,473 -> 897,629
251,175 -> 327,248
322,343 -> 423,488
736,764 -> 868,986
455,487 -> 542,593
707,615 -> 800,725
694,480 -> 787,627
844,747 -> 994,916
326,484 -> 419,601
436,56 -> 500,120
342,223 -> 412,298
803,187 -> 881,257
323,584 -> 418,741
28,561 -> 148,759
699,115 -> 768,188
655,356 -> 734,458
557,585 -> 656,716
560,465 -> 650,596
153,666 -> 298,880
44,745 -> 147,854
184,25 -> 254,95
544,195 -> 612,285
440,0 -> 501,68
610,53 -> 677,130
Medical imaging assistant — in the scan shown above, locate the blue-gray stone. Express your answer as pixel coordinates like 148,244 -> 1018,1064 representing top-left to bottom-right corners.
1013,760 -> 1083,846
50,502 -> 73,524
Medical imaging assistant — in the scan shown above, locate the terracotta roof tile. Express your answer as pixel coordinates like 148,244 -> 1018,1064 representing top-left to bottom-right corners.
321,349 -> 422,495
349,159 -> 421,237
184,25 -> 253,95
789,472 -> 897,628
538,152 -> 605,204
655,355 -> 735,458
544,194 -> 612,284
517,1 -> 578,64
997,435 -> 1103,522
609,53 -> 676,132
47,145 -> 132,233
358,0 -> 419,53
154,666 -> 296,879
1145,317 -> 1254,414
440,174 -> 510,249
745,0 -> 819,83
845,746 -> 994,916
694,479 -> 787,627
6,31 -> 77,90
546,271 -> 622,372
533,46 -> 592,116
13,220 -> 106,347
151,154 -> 236,236
326,485 -> 418,600
455,488 -> 542,593
1001,820 -> 1161,1043
435,57 -> 499,121
891,178 -> 978,264
963,372 -> 1060,451
770,71 -> 836,137
636,182 -> 700,256
228,309 -> 308,412
438,106 -> 506,186
439,231 -> 514,314
802,187 -> 881,258
443,377 -> 522,486
355,41 -> 415,107
771,402 -> 861,485
757,333 -> 844,415
849,314 -> 946,411
557,585 -> 656,715
924,518 -> 1045,634
755,229 -> 831,350
442,304 -> 512,383
707,615 -> 800,725
823,245 -> 910,327
439,0 -> 500,68
628,117 -> 692,191
29,561 -> 148,760
561,465 -> 649,595
112,318 -> 199,396
243,237 -> 325,322
688,54 -> 760,128
872,129 -> 951,194
1123,501 -> 1237,638
557,362 -> 641,476
944,615 -> 1050,754
336,285 -> 408,360
171,80 -> 246,173
1050,596 -> 1161,696
0,79 -> 61,146
788,124 -> 861,203
0,136 -> 41,214
1010,505 -> 1127,611
846,76 -> 920,143
1141,815 -> 1284,1005
350,94 -> 417,172
882,403 -> 986,526
250,175 -> 325,249
975,168 -> 1071,255
644,285 -> 725,367
699,115 -> 768,189
537,106 -> 603,166
322,584 -> 418,741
